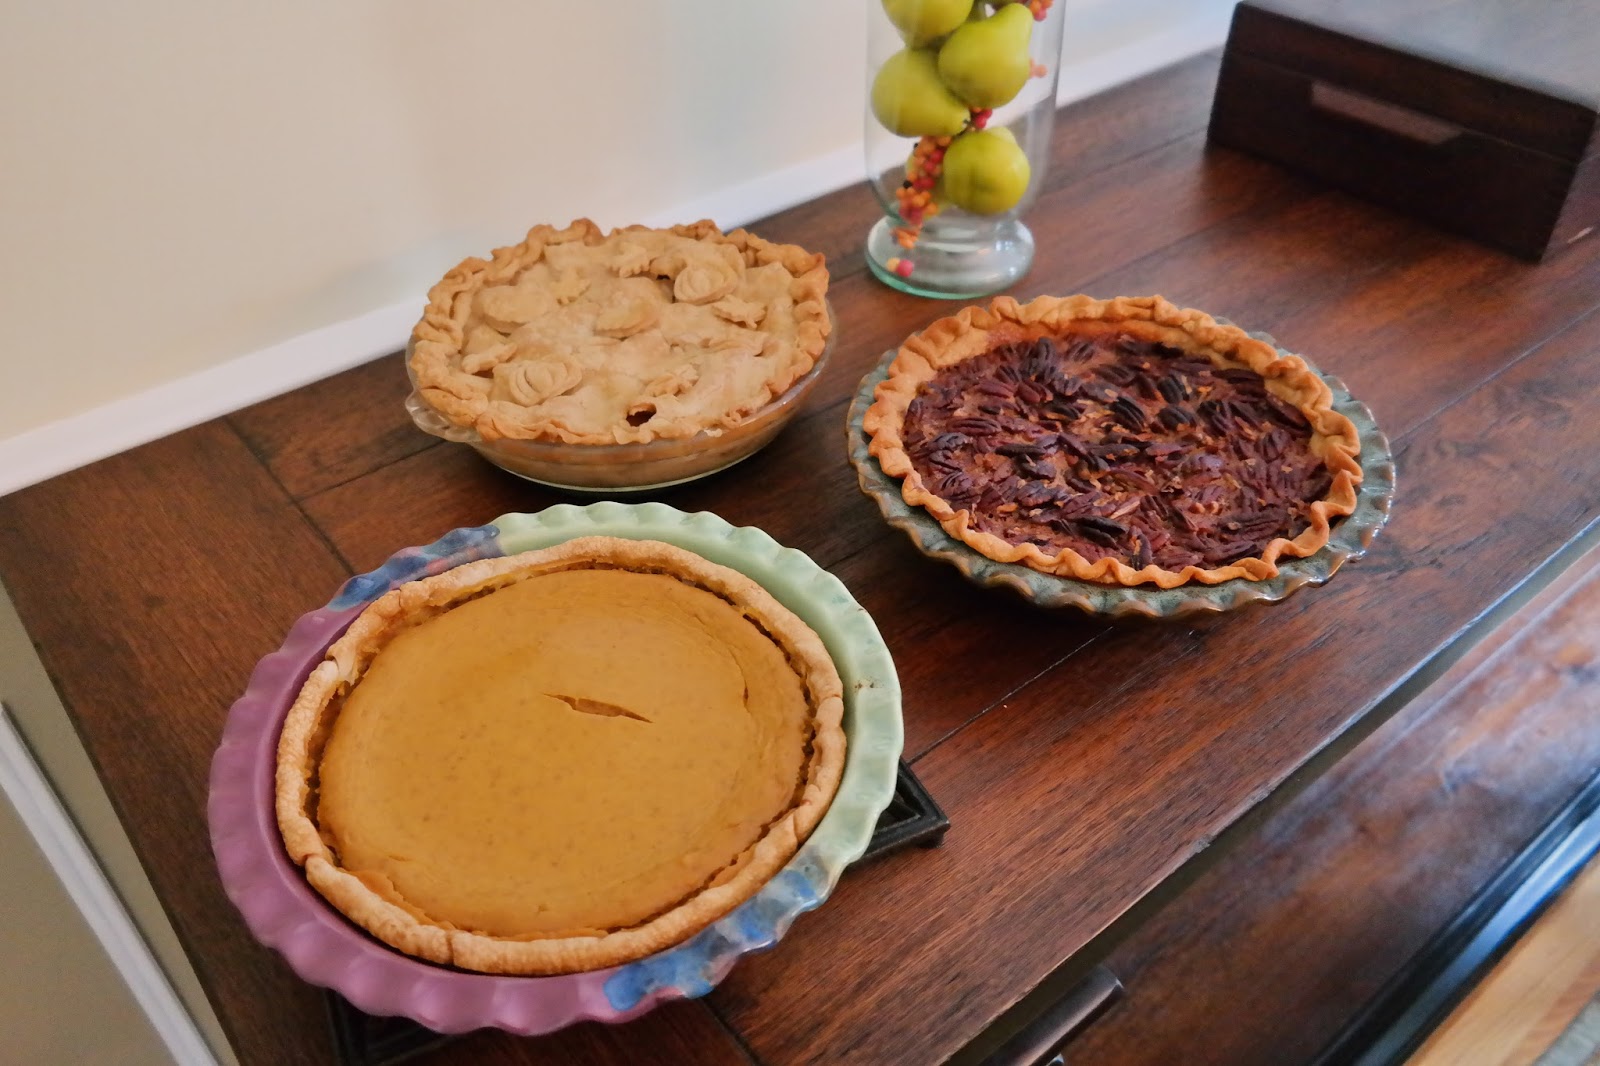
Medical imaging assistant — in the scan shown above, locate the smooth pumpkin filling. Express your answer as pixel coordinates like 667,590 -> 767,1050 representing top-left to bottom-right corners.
315,567 -> 810,939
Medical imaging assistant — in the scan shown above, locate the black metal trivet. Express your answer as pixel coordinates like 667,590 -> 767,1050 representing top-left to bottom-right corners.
326,760 -> 948,1066
858,758 -> 951,862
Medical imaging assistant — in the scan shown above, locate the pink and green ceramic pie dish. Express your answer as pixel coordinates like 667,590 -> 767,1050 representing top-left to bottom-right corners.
208,502 -> 902,1034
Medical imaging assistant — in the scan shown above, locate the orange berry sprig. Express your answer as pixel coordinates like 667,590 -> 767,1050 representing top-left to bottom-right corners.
884,102 -> 1000,277
897,135 -> 947,228
888,134 -> 950,278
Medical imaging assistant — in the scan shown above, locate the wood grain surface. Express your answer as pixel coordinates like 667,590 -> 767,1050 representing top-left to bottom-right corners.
230,351 -> 428,500
707,307 -> 1600,1066
1063,536 -> 1600,1066
2,51 -> 1599,1066
1412,857 -> 1600,1066
0,426 -> 353,1064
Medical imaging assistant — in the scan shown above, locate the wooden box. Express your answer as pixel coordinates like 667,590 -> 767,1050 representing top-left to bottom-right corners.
1208,0 -> 1600,261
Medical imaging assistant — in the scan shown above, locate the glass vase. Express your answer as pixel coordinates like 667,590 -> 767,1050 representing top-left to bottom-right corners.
864,0 -> 1066,299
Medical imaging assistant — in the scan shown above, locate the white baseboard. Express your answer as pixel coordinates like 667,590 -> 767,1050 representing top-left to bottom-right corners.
643,142 -> 868,236
0,11 -> 1230,498
0,705 -> 219,1066
0,301 -> 419,497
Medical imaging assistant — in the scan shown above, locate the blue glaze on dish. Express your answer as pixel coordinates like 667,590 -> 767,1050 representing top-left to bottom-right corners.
328,524 -> 503,610
604,864 -> 827,1011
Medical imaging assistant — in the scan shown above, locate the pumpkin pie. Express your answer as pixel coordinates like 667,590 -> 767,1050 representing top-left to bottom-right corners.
274,537 -> 846,975
408,219 -> 831,445
863,295 -> 1364,588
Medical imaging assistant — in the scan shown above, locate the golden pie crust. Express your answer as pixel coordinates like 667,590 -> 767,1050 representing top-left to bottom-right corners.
409,220 -> 831,445
275,536 -> 846,975
863,294 -> 1364,587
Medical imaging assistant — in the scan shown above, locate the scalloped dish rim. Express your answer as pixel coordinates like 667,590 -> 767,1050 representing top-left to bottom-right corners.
846,336 -> 1397,617
207,502 -> 903,1035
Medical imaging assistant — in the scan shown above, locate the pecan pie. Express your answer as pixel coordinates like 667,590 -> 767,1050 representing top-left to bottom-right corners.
863,295 -> 1363,587
408,220 -> 831,445
275,537 -> 846,975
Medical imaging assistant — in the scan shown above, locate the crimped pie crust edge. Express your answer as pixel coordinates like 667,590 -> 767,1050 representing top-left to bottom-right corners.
274,535 -> 847,975
862,294 -> 1364,588
408,219 -> 832,445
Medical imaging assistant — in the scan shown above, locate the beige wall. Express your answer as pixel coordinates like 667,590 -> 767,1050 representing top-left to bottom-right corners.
0,1 -> 1239,456
0,2 -> 1238,456
0,1 -> 867,439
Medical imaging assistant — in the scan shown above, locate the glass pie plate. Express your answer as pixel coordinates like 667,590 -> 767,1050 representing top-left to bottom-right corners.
403,309 -> 836,493
845,335 -> 1397,619
208,502 -> 902,1035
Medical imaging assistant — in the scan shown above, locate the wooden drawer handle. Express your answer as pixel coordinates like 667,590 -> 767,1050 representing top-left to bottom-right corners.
1310,81 -> 1462,146
981,966 -> 1124,1066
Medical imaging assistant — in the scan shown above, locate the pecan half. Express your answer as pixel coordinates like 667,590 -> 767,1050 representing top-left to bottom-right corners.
898,325 -> 1330,573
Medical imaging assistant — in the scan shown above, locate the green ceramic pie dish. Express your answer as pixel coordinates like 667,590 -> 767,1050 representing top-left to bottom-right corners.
846,338 -> 1396,618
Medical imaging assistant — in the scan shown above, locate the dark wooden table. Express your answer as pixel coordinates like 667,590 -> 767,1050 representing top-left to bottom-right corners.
4,53 -> 1600,1066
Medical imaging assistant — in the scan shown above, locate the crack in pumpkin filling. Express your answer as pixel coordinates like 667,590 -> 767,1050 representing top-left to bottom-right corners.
901,333 -> 1336,570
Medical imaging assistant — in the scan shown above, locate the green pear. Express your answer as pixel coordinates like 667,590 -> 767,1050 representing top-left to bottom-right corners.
937,2 -> 1033,109
871,48 -> 970,138
882,0 -> 974,47
941,127 -> 1031,214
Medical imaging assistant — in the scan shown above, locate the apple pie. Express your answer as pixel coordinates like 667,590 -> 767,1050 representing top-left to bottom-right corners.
408,220 -> 831,445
